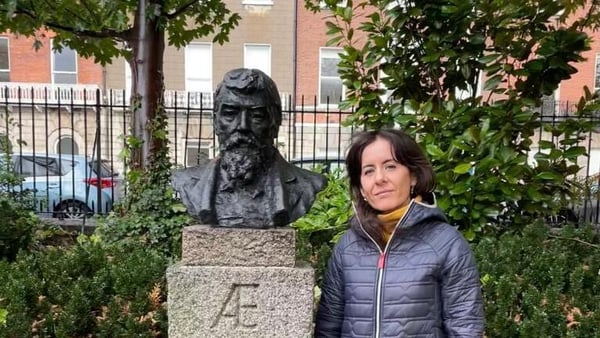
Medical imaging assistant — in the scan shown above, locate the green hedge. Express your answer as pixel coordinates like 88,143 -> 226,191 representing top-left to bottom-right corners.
474,222 -> 600,337
0,237 -> 169,337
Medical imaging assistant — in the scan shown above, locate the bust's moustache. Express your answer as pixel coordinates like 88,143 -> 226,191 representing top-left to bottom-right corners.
221,132 -> 261,151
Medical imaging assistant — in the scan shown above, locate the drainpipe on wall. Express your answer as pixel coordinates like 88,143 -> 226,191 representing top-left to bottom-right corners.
101,65 -> 109,172
291,0 -> 298,159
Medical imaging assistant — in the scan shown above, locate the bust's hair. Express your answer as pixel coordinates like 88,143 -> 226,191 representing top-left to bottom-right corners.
214,68 -> 282,134
345,128 -> 435,246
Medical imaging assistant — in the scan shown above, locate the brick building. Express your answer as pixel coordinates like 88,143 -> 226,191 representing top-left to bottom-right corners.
0,1 -> 599,171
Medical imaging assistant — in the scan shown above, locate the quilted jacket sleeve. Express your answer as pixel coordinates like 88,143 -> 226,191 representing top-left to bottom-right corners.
314,242 -> 345,338
441,232 -> 485,337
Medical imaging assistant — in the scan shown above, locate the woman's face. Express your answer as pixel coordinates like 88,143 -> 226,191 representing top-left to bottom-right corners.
360,137 -> 416,213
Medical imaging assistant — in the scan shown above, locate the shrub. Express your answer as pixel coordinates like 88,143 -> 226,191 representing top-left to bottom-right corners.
0,236 -> 169,337
0,145 -> 39,261
96,207 -> 191,259
96,109 -> 193,258
293,169 -> 351,285
474,222 -> 600,337
0,197 -> 38,261
95,166 -> 192,258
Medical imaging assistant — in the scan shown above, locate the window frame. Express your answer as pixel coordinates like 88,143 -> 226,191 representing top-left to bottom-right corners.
318,47 -> 345,106
0,37 -> 10,82
50,40 -> 78,85
319,0 -> 348,9
56,136 -> 79,155
244,43 -> 272,76
595,53 -> 600,91
185,43 -> 213,93
242,0 -> 274,5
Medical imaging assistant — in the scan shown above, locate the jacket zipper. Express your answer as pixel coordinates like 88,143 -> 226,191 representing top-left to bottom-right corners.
374,252 -> 385,338
352,201 -> 415,338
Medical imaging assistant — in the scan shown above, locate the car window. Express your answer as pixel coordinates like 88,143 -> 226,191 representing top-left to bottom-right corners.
14,155 -> 74,177
89,160 -> 116,177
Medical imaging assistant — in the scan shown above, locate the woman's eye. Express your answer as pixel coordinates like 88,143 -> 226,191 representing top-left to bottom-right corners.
362,169 -> 374,176
385,164 -> 396,171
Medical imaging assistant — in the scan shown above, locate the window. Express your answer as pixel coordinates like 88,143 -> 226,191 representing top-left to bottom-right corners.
319,48 -> 344,105
319,0 -> 348,9
14,156 -> 73,177
57,136 -> 79,155
89,160 -> 116,177
0,37 -> 9,81
185,139 -> 213,167
244,44 -> 271,76
125,61 -> 132,103
242,0 -> 274,5
595,54 -> 600,91
185,43 -> 212,93
51,42 -> 77,84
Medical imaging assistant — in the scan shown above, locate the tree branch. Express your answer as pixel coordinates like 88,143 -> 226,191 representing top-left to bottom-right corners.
15,4 -> 129,40
13,5 -> 128,41
548,234 -> 600,249
165,0 -> 198,20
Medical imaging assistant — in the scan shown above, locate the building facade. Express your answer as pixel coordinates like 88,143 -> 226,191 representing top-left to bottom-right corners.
1,2 -> 600,173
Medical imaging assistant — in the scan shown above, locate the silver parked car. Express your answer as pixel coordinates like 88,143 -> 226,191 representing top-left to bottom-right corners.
11,153 -> 122,219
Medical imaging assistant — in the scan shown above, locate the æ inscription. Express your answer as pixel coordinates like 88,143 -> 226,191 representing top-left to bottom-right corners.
211,283 -> 259,328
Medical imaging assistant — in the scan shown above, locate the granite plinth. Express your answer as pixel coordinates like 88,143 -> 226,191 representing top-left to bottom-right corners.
181,224 -> 296,267
168,224 -> 315,338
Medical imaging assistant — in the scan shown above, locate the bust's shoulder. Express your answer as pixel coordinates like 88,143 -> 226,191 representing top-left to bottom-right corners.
172,161 -> 217,188
275,157 -> 327,191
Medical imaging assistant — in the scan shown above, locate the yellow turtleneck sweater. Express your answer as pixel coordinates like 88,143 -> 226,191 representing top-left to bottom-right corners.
377,196 -> 422,244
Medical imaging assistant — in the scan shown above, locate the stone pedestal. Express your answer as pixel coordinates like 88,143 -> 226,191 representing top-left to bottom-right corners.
167,225 -> 315,338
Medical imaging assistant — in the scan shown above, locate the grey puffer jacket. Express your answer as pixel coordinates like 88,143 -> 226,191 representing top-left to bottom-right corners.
315,195 -> 484,337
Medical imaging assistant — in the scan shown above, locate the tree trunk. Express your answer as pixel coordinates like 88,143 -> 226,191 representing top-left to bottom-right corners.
129,0 -> 166,171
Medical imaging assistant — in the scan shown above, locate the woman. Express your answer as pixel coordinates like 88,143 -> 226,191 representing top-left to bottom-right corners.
315,128 -> 484,337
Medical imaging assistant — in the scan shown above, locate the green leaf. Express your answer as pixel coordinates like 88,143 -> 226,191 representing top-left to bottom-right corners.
483,75 -> 503,91
463,229 -> 476,241
426,144 -> 445,158
0,308 -> 6,326
535,172 -> 560,180
453,163 -> 473,174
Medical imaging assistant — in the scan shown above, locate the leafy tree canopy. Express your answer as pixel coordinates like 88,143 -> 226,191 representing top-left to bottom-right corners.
305,0 -> 600,238
0,0 -> 240,65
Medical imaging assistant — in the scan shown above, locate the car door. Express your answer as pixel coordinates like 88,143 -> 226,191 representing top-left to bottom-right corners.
13,155 -> 63,214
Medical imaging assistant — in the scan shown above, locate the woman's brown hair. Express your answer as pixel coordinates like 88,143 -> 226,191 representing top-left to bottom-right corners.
345,128 -> 435,247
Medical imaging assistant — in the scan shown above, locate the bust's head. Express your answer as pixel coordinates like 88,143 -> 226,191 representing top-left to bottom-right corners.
214,68 -> 282,147
213,69 -> 283,186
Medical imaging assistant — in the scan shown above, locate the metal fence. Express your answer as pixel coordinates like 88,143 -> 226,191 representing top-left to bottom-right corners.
1,87 -> 599,223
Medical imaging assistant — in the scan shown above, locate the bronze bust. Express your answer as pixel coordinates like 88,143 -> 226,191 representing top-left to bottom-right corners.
172,68 -> 327,228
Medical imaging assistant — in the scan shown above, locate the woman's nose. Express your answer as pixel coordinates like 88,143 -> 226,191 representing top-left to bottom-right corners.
374,168 -> 386,183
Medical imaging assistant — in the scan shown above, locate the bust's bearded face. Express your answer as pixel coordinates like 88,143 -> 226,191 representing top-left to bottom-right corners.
219,132 -> 267,187
215,92 -> 274,187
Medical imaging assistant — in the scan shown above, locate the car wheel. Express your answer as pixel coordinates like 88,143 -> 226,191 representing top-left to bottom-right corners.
56,200 -> 92,219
